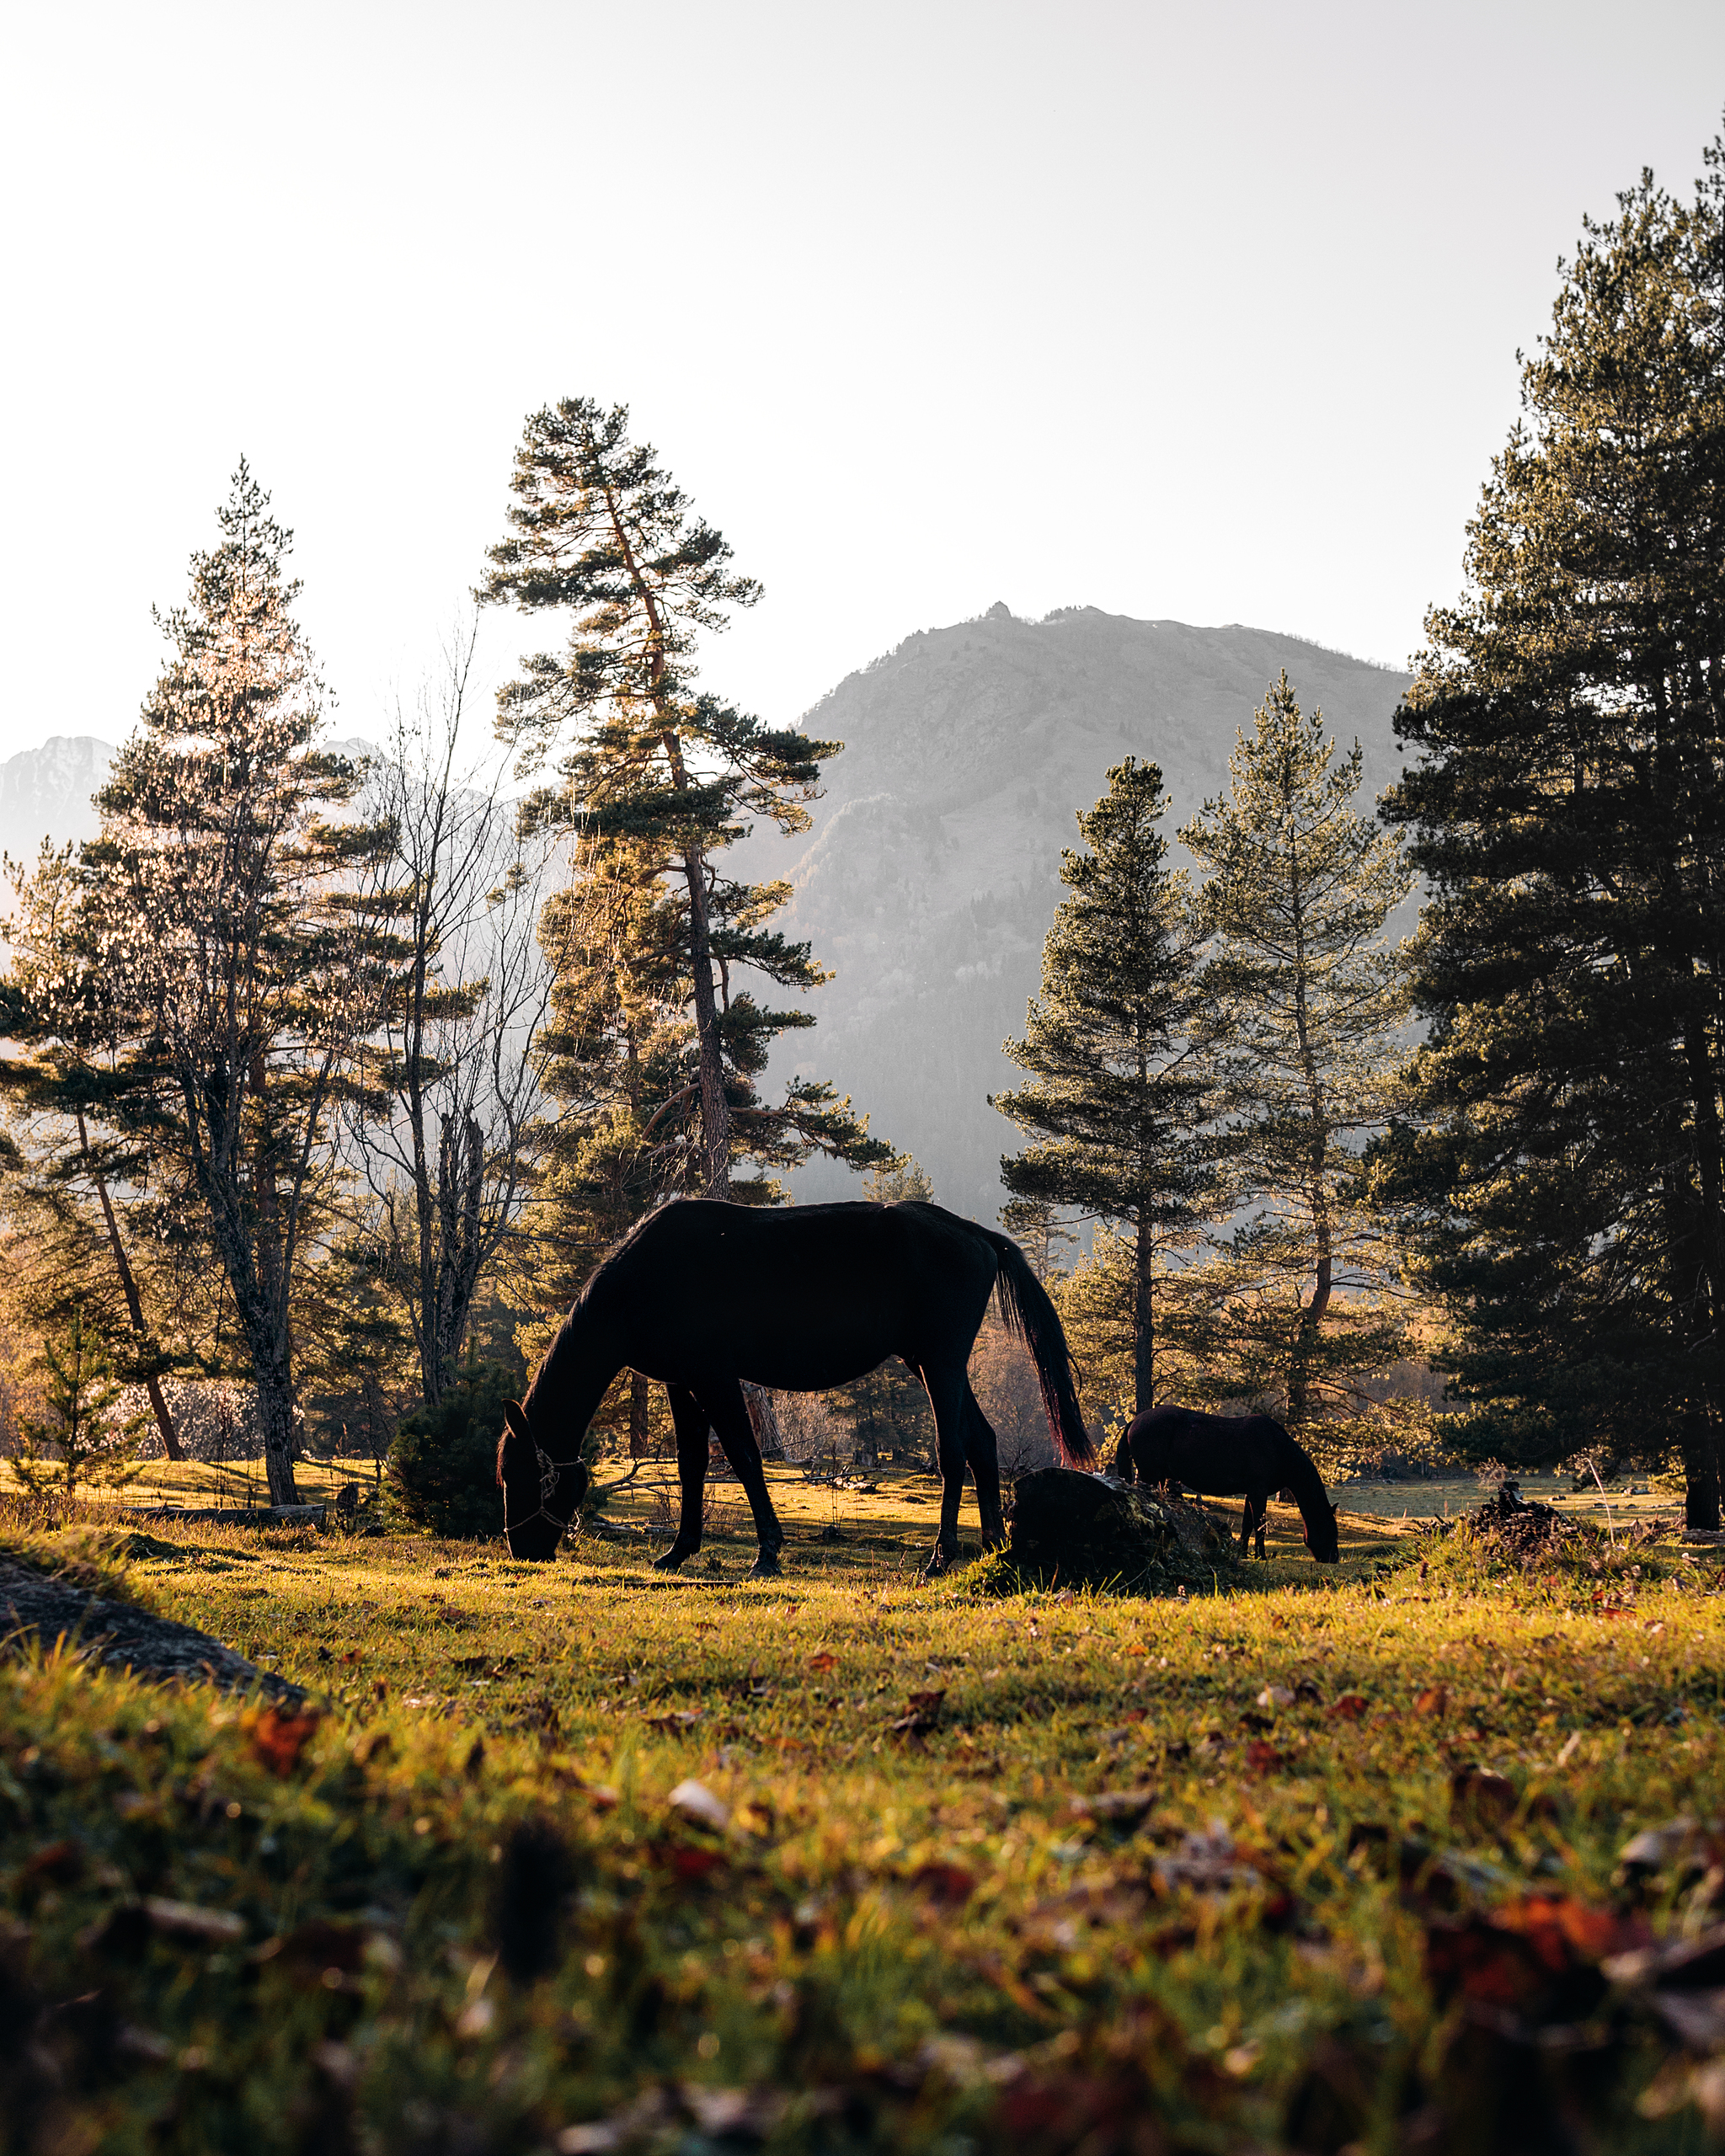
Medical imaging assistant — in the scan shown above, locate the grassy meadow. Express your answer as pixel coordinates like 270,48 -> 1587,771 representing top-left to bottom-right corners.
3,1464 -> 1724,2153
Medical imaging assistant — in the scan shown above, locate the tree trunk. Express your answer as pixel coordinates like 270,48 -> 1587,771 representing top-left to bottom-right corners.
629,1370 -> 652,1460
743,1381 -> 785,1461
252,1356 -> 301,1508
1133,1214 -> 1154,1417
681,845 -> 731,1196
1285,883 -> 1331,1429
196,1176 -> 300,1507
1682,1410 -> 1722,1532
75,1113 -> 182,1461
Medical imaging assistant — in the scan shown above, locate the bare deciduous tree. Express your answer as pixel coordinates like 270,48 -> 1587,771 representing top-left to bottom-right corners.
349,619 -> 557,1404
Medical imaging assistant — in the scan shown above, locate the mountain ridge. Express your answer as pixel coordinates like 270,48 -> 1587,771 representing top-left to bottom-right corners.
735,606 -> 1413,1214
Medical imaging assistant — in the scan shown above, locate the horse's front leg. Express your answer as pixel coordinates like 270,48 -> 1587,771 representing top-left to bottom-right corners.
1252,1489 -> 1268,1560
698,1378 -> 785,1579
920,1364 -> 970,1577
651,1384 -> 708,1572
1237,1497 -> 1256,1558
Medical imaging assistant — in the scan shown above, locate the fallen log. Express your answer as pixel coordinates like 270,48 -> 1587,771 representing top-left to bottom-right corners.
120,1503 -> 327,1528
0,1556 -> 306,1700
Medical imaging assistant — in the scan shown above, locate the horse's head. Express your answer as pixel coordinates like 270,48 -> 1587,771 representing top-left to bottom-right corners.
496,1398 -> 590,1561
1304,1499 -> 1341,1566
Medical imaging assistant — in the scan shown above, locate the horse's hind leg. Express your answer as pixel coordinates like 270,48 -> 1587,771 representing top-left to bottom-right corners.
1252,1488 -> 1268,1560
1238,1496 -> 1258,1558
694,1377 -> 785,1579
651,1384 -> 709,1572
962,1380 -> 1005,1549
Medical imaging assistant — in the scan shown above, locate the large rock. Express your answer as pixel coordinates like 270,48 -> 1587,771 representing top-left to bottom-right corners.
0,1556 -> 305,1700
1007,1468 -> 1236,1591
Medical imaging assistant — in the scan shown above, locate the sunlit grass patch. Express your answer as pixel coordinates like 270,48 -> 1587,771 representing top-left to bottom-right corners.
3,1483 -> 1724,2148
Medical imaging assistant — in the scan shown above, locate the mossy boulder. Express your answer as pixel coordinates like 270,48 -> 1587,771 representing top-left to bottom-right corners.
1000,1467 -> 1236,1593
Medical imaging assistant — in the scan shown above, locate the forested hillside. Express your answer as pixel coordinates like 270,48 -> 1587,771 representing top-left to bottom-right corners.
737,606 -> 1412,1212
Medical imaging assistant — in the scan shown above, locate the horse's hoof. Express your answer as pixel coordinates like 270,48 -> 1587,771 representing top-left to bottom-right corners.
921,1545 -> 956,1580
652,1545 -> 694,1572
748,1545 -> 784,1579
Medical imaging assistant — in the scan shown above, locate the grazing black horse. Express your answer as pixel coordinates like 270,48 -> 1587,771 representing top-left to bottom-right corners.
497,1198 -> 1096,1574
1114,1406 -> 1340,1563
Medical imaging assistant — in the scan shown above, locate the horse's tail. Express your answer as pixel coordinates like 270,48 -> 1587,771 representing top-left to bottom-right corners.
986,1231 -> 1097,1469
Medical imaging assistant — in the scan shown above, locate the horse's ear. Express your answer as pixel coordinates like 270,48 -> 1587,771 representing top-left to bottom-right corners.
503,1400 -> 531,1446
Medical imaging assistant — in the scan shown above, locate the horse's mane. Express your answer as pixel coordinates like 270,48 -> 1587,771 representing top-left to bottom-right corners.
569,1198 -> 686,1314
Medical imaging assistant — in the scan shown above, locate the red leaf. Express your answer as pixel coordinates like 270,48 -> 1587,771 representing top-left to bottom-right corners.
909,1861 -> 975,1908
654,1844 -> 728,1881
1414,1685 -> 1448,1718
807,1652 -> 838,1673
1326,1694 -> 1370,1722
1244,1739 -> 1285,1776
246,1706 -> 322,1778
24,1838 -> 83,1884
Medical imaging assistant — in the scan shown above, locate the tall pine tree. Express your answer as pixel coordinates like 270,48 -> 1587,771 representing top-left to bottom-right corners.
0,465 -> 385,1504
1180,675 -> 1413,1428
995,759 -> 1220,1417
480,398 -> 886,1201
1379,135 -> 1725,1524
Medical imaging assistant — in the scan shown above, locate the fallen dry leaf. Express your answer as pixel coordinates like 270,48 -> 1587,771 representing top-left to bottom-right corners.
909,1861 -> 976,1908
1244,1738 -> 1286,1776
668,1779 -> 729,1832
1326,1694 -> 1370,1722
655,1844 -> 728,1883
1414,1684 -> 1449,1718
1450,1762 -> 1517,1832
807,1652 -> 838,1673
142,1897 -> 247,1947
1069,1790 -> 1156,1830
245,1705 -> 321,1778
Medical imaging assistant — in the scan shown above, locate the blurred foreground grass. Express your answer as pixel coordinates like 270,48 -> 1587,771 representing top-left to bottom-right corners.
3,1467 -> 1723,2153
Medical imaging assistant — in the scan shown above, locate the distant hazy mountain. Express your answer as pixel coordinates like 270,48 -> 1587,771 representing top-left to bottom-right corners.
0,736 -> 113,869
736,606 -> 1414,1217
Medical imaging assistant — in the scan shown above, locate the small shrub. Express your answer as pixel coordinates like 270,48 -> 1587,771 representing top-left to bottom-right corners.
386,1363 -> 522,1540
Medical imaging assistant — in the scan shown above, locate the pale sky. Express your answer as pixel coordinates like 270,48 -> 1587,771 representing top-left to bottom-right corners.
3,2 -> 1722,766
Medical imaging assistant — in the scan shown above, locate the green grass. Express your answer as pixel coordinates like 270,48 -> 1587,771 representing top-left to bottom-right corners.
3,1468 -> 1722,2152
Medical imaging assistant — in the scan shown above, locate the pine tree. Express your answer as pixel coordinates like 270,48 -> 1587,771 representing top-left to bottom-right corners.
1179,674 -> 1413,1428
479,398 -> 888,1200
1379,135 -> 1725,1524
998,1196 -> 1078,1286
14,1307 -> 144,1499
0,465 -> 387,1504
995,759 -> 1220,1417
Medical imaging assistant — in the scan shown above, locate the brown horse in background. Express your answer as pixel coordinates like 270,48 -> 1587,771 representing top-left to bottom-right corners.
1114,1405 -> 1339,1562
